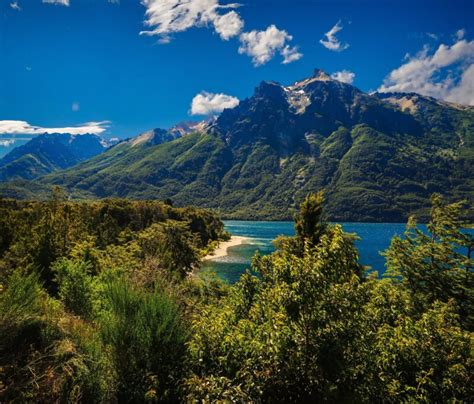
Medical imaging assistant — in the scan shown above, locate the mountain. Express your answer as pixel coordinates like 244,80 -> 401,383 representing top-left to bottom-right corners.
0,133 -> 109,181
168,120 -> 211,138
126,121 -> 208,147
1,69 -> 473,221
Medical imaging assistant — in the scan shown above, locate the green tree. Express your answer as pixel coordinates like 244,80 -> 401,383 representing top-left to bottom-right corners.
385,194 -> 474,329
137,221 -> 199,277
186,194 -> 473,402
294,191 -> 326,247
186,195 -> 365,401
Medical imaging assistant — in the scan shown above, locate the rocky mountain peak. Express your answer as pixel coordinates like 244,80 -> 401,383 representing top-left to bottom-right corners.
169,120 -> 212,137
254,81 -> 285,100
312,68 -> 332,80
287,68 -> 334,90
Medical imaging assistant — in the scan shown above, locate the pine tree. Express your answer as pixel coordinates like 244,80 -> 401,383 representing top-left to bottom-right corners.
294,191 -> 327,248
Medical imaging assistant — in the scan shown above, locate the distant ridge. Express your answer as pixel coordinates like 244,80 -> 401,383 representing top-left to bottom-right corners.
0,69 -> 472,222
0,133 -> 109,181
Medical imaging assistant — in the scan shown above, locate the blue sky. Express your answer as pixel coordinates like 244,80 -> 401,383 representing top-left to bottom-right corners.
0,0 -> 473,144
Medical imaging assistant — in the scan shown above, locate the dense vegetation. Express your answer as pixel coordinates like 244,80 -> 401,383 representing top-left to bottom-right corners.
1,70 -> 473,222
0,190 -> 227,401
1,191 -> 473,402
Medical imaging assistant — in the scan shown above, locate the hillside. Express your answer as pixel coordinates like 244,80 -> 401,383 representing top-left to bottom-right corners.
0,133 -> 109,181
1,69 -> 473,221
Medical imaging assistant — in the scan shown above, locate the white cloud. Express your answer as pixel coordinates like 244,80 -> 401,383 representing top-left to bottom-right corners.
0,120 -> 110,135
443,63 -> 474,105
319,20 -> 349,52
140,0 -> 244,42
331,70 -> 355,84
239,25 -> 302,66
10,2 -> 21,11
213,10 -> 244,40
71,102 -> 80,112
378,34 -> 474,105
281,45 -> 303,64
190,91 -> 239,115
139,0 -> 301,65
42,0 -> 70,5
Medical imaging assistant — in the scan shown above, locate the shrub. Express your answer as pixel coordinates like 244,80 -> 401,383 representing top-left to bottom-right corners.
99,279 -> 188,402
54,259 -> 95,319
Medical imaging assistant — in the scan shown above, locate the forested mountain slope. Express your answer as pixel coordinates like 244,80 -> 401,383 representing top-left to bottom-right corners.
1,69 -> 472,221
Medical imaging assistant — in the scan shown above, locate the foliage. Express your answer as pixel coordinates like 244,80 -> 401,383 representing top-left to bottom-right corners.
99,279 -> 188,402
0,195 -> 225,402
385,194 -> 474,329
54,259 -> 96,319
1,192 -> 472,402
294,191 -> 326,245
0,270 -> 45,352
185,193 -> 473,402
0,196 -> 226,284
0,270 -> 116,402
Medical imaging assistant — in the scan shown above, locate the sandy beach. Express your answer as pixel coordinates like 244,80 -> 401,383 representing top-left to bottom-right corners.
203,236 -> 250,261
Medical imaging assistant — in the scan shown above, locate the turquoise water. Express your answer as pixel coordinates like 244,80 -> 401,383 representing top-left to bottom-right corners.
201,221 -> 473,284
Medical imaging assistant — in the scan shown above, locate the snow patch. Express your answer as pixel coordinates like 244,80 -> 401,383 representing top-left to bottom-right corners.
284,85 -> 311,114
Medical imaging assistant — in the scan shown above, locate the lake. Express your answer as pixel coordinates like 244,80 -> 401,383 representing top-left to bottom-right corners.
201,220 -> 473,284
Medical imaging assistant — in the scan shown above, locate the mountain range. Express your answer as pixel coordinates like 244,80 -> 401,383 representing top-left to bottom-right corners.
1,69 -> 473,221
0,133 -> 111,182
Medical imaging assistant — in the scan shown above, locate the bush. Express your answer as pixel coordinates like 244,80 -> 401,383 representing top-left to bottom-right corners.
0,270 -> 114,402
99,279 -> 188,402
185,193 -> 474,402
54,259 -> 95,319
0,270 -> 45,354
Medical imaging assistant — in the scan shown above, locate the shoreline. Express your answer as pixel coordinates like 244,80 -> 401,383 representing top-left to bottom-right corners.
203,236 -> 250,261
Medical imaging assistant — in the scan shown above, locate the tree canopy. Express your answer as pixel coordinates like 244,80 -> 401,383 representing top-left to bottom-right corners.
0,193 -> 472,402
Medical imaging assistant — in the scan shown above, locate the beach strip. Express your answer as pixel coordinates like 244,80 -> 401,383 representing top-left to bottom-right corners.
203,236 -> 250,261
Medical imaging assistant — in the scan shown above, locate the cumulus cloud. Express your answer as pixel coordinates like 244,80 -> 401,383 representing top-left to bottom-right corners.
331,70 -> 355,84
0,120 -> 110,135
42,0 -> 70,5
445,64 -> 474,105
213,10 -> 244,40
190,91 -> 239,115
378,34 -> 474,105
140,0 -> 301,65
239,25 -> 301,66
320,20 -> 349,52
10,2 -> 21,11
140,0 -> 244,42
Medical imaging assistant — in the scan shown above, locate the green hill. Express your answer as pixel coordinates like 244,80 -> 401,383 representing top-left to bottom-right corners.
1,69 -> 473,222
0,133 -> 108,181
